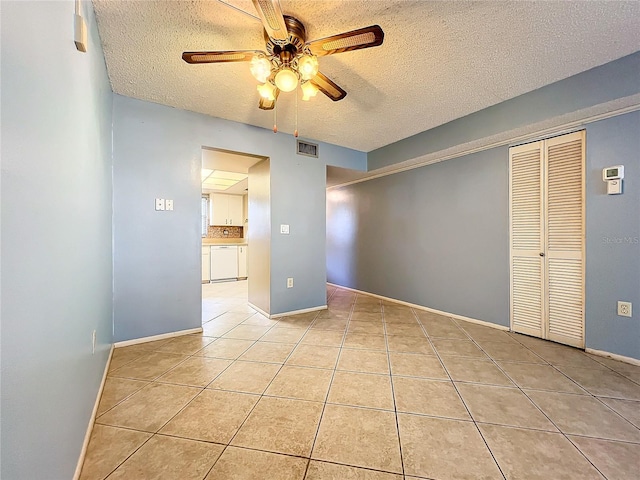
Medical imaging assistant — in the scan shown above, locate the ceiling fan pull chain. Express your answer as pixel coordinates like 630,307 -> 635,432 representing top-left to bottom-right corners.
294,87 -> 299,138
273,100 -> 278,134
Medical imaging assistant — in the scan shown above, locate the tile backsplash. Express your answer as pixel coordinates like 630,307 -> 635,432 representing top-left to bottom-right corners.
206,226 -> 243,239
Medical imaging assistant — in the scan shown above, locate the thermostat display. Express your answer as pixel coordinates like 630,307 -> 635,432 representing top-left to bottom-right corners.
603,165 -> 624,181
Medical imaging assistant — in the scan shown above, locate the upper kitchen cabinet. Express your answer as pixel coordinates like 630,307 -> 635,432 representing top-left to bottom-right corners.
210,193 -> 243,226
228,195 -> 243,226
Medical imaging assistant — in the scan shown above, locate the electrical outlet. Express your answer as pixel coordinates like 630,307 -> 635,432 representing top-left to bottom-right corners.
92,329 -> 96,354
617,301 -> 632,317
165,199 -> 174,211
287,277 -> 294,288
155,198 -> 165,211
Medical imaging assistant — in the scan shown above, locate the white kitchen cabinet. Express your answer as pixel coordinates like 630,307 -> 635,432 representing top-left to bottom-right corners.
227,195 -> 243,226
238,245 -> 248,278
201,246 -> 210,283
210,193 -> 243,226
210,194 -> 227,226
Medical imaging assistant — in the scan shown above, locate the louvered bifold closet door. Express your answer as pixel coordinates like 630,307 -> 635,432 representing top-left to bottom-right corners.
510,141 -> 544,338
545,131 -> 585,348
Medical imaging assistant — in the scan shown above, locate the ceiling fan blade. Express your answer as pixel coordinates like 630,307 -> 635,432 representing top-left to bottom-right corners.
258,89 -> 280,110
251,0 -> 289,41
305,25 -> 384,57
182,50 -> 265,64
311,72 -> 347,102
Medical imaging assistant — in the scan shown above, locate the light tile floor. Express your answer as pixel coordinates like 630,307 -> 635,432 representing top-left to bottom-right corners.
80,281 -> 640,479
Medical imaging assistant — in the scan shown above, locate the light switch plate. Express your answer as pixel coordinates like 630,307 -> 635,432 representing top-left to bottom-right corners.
165,199 -> 174,211
155,198 -> 165,211
280,224 -> 290,234
287,277 -> 294,288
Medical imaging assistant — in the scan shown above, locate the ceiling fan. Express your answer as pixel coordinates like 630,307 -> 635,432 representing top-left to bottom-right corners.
182,0 -> 384,110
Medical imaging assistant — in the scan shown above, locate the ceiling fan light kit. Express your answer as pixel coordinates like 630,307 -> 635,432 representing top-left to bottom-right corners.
183,0 -> 384,130
297,55 -> 319,80
257,81 -> 277,101
274,67 -> 298,92
301,81 -> 319,101
249,55 -> 272,83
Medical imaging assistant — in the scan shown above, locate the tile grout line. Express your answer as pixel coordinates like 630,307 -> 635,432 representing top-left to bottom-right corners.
381,301 -> 407,478
99,433 -> 157,480
94,379 -> 150,420
199,291 -> 323,479
302,287 -> 355,479
90,283 -> 640,478
107,315 -> 477,477
98,351 -> 199,420
586,354 -> 640,387
98,367 -> 212,477
198,284 -> 256,480
100,286 -> 252,478
487,333 -> 640,433
458,327 -> 614,479
500,335 -> 640,423
213,307 -> 324,477
412,309 -> 508,480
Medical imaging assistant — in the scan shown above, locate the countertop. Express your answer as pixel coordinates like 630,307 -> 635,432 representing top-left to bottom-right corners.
202,238 -> 248,246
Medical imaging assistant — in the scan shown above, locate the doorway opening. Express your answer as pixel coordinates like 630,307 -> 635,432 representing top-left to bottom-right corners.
200,147 -> 265,325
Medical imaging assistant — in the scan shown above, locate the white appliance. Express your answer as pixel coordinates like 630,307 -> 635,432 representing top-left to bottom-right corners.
210,246 -> 238,281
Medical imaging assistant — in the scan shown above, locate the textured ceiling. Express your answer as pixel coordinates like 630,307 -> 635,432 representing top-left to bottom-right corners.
93,1 -> 640,153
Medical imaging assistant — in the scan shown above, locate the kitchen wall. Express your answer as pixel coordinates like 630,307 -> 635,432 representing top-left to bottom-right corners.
327,56 -> 640,360
1,1 -> 114,478
112,95 -> 367,341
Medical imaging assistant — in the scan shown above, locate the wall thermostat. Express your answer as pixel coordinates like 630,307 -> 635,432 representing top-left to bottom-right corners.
602,165 -> 624,181
603,165 -> 624,195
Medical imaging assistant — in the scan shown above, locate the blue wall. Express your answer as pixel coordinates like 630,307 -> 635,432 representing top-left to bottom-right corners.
328,147 -> 510,326
112,95 -> 366,340
1,1 -> 114,478
328,52 -> 640,360
270,157 -> 328,313
585,111 -> 640,358
328,113 -> 640,360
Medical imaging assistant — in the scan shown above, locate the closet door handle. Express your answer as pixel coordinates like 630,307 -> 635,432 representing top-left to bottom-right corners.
539,252 -> 545,257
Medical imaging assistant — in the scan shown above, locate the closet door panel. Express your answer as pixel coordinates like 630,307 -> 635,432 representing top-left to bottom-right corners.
547,257 -> 583,347
545,132 -> 585,347
510,141 -> 544,337
512,257 -> 544,336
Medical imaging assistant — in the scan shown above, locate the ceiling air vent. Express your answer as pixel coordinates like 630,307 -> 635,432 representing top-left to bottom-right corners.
297,140 -> 319,158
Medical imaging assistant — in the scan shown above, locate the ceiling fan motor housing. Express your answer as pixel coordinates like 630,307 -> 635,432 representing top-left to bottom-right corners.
265,16 -> 307,60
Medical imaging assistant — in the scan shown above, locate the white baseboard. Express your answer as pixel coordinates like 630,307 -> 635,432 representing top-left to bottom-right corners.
114,327 -> 203,348
327,282 -> 509,331
328,283 -> 640,366
248,302 -> 270,319
248,302 -> 328,319
73,344 -> 114,480
269,305 -> 328,319
586,348 -> 640,367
